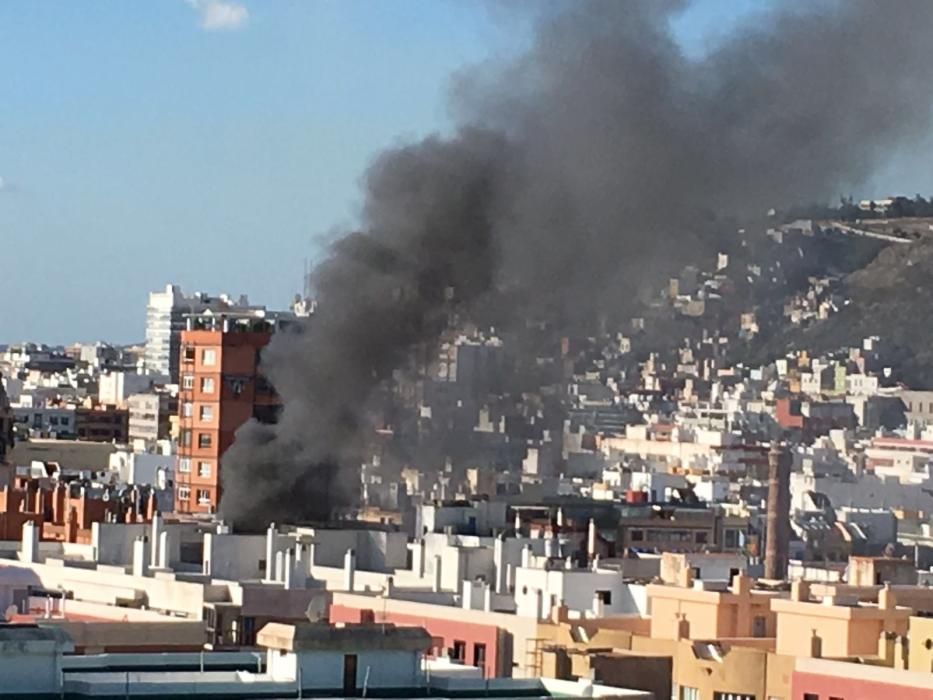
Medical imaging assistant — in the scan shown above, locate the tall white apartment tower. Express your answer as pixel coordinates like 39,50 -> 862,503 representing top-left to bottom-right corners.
144,285 -> 259,382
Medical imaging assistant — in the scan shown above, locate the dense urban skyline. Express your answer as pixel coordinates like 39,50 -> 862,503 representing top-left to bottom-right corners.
5,3 -> 933,697
6,0 -> 932,345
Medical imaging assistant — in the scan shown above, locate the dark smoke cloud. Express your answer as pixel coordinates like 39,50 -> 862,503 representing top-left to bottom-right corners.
219,131 -> 509,528
220,0 -> 933,529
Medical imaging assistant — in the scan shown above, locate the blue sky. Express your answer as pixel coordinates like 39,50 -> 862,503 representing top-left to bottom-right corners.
1,0 -> 926,344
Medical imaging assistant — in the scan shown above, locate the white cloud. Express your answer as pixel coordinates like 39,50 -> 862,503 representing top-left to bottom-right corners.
186,0 -> 248,31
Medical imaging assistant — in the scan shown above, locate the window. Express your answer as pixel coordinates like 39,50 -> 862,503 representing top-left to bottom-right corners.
695,531 -> 709,544
473,643 -> 486,668
199,405 -> 213,422
197,489 -> 211,505
681,687 -> 699,700
183,346 -> 195,363
178,485 -> 191,501
180,429 -> 192,447
452,640 -> 466,663
198,433 -> 212,449
178,457 -> 191,473
254,404 -> 280,424
724,528 -> 739,548
201,377 -> 215,394
201,348 -> 217,366
630,529 -> 644,542
182,375 -> 194,390
596,590 -> 612,605
803,695 -> 819,700
241,616 -> 256,646
198,461 -> 211,478
182,402 -> 193,418
713,694 -> 755,700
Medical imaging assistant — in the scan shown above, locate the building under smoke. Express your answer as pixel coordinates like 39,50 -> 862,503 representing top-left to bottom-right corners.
219,0 -> 933,530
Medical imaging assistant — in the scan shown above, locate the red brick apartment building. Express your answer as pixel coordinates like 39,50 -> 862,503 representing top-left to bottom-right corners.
174,313 -> 284,514
0,479 -> 156,542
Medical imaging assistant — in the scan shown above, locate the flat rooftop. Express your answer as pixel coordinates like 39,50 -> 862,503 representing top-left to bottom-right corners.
61,671 -> 653,699
258,622 -> 434,652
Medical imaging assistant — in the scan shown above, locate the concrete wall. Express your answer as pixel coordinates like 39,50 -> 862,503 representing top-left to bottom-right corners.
10,439 -> 116,471
0,639 -> 66,695
590,652 -> 671,700
239,583 -> 327,620
51,619 -> 205,652
203,533 -> 270,580
648,585 -> 777,640
0,539 -> 96,562
672,640 -> 768,700
91,522 -> 150,565
908,615 -> 933,672
300,528 -> 407,572
660,552 -> 748,584
358,530 -> 408,571
773,599 -> 910,657
0,559 -> 229,619
791,471 -> 933,513
272,648 -> 422,690
515,568 -> 647,618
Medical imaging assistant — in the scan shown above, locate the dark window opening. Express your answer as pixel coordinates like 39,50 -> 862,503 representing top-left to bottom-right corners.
343,654 -> 358,695
241,616 -> 256,646
253,404 -> 281,424
473,642 -> 486,669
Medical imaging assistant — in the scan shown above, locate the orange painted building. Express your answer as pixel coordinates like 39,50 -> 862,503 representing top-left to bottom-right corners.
773,581 -> 910,659
647,574 -> 779,641
174,314 -> 283,514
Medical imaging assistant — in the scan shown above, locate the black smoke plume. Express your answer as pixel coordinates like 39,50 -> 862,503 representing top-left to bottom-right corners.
220,0 -> 933,529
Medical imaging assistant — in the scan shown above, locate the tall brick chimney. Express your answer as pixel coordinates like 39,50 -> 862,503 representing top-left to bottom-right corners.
764,442 -> 790,580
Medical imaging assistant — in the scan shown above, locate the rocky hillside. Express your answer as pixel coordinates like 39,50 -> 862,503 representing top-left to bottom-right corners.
791,237 -> 933,386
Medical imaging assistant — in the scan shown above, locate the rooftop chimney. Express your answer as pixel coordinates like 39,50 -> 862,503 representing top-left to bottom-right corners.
764,442 -> 790,581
